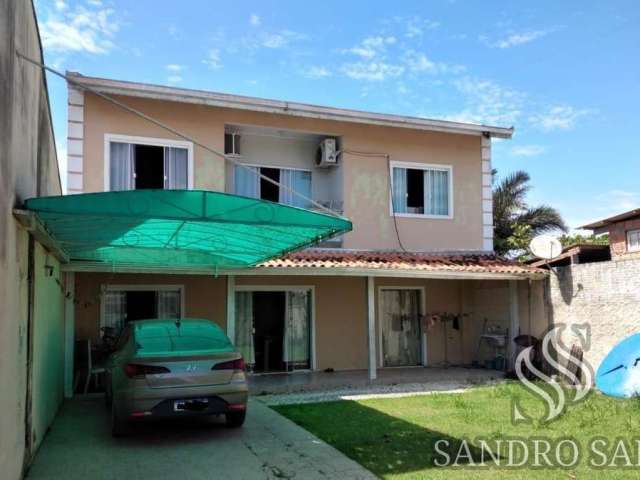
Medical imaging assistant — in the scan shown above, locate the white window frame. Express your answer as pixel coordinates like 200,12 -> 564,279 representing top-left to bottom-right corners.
99,284 -> 186,329
103,134 -> 194,192
389,161 -> 454,219
233,285 -> 316,372
627,229 -> 640,252
377,286 -> 427,368
224,131 -> 242,157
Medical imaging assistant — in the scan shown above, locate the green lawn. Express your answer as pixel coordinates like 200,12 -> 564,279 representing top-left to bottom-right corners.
272,383 -> 640,479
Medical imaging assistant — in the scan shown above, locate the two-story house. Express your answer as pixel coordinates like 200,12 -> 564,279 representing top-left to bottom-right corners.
62,72 -> 547,381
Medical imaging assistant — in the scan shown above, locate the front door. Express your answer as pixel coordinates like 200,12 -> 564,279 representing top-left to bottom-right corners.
380,289 -> 422,367
235,290 -> 312,373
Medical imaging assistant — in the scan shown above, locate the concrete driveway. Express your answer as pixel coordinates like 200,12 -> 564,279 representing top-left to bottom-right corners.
26,396 -> 374,480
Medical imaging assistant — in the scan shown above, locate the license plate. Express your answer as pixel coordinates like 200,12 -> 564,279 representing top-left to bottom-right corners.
173,398 -> 209,412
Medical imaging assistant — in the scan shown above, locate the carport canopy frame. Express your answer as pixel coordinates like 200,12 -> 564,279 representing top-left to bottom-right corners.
20,189 -> 352,271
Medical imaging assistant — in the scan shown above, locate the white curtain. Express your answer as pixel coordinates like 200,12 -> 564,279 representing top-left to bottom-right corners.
392,167 -> 407,213
380,290 -> 421,366
279,169 -> 312,208
157,290 -> 181,319
234,165 -> 260,198
109,142 -> 134,191
425,169 -> 449,216
283,291 -> 310,366
235,292 -> 255,365
164,147 -> 188,189
102,291 -> 126,332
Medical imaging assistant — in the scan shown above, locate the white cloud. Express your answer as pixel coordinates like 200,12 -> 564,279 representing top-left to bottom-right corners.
340,36 -> 404,82
168,25 -> 179,38
510,145 -> 546,157
39,2 -> 120,54
167,75 -> 182,84
249,14 -> 261,26
404,16 -> 440,38
263,33 -> 286,49
203,49 -> 222,69
484,30 -> 550,49
303,66 -> 332,79
342,62 -> 404,81
262,30 -> 306,49
444,77 -> 524,125
343,36 -> 396,59
404,50 -> 465,75
166,64 -> 185,72
340,34 -> 464,84
529,105 -> 591,131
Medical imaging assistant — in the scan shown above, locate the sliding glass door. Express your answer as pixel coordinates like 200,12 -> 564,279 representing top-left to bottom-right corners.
235,289 -> 312,373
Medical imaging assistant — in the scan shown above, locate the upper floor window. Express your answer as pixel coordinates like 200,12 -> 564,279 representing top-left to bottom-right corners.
234,164 -> 312,208
105,134 -> 193,191
390,161 -> 452,218
627,229 -> 640,252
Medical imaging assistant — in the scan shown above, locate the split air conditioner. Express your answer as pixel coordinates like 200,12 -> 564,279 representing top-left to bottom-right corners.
315,138 -> 338,168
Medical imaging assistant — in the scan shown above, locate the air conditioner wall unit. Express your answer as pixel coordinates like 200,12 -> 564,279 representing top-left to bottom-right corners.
315,138 -> 338,168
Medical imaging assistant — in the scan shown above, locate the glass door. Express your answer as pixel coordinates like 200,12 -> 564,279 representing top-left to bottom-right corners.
380,289 -> 422,367
235,290 -> 311,373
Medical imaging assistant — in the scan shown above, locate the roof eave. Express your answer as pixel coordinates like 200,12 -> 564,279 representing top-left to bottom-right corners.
67,73 -> 514,139
62,262 -> 547,280
579,208 -> 640,230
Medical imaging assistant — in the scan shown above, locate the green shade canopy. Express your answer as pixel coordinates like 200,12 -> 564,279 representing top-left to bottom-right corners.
24,190 -> 352,270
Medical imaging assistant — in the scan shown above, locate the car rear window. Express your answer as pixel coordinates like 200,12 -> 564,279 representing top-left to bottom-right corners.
135,322 -> 233,355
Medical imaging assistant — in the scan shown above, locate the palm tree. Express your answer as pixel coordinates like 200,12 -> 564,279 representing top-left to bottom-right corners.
492,170 -> 568,256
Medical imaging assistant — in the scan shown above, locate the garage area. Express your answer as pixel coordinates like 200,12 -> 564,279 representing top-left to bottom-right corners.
15,189 -> 353,477
26,396 -> 374,480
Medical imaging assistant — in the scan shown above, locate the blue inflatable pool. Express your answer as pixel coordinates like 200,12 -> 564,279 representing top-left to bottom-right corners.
596,333 -> 640,398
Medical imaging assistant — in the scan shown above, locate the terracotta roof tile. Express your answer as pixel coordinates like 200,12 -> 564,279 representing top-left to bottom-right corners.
258,250 -> 546,277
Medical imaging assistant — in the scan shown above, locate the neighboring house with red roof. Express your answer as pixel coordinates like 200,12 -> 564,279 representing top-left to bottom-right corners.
581,208 -> 640,259
61,73 -> 548,382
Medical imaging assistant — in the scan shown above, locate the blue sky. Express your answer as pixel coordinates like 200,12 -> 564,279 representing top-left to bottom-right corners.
35,0 -> 640,231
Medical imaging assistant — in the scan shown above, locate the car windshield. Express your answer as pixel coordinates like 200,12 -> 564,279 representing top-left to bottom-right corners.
134,321 -> 233,355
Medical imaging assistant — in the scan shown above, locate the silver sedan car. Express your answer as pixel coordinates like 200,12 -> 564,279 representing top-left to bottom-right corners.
105,318 -> 248,436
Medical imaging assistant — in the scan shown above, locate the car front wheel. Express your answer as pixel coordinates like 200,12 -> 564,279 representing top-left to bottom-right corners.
225,410 -> 246,428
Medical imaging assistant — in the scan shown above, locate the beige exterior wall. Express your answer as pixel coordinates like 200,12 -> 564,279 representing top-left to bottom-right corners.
80,93 -> 486,252
75,272 -> 546,372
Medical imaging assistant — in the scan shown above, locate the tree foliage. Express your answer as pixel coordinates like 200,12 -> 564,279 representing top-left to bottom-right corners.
493,170 -> 568,257
559,233 -> 609,247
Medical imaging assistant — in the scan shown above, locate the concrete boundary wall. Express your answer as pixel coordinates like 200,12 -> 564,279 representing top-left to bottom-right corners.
548,257 -> 640,372
1,1 -> 64,478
